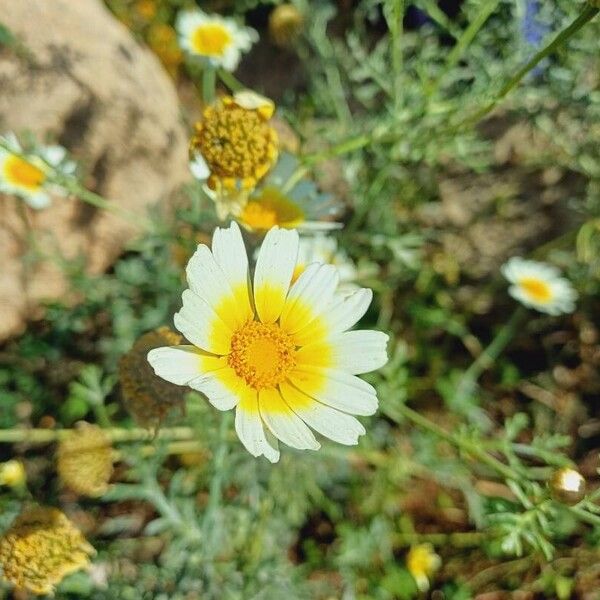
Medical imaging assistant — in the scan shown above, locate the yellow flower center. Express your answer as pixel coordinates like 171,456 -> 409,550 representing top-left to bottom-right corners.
228,320 -> 296,390
4,155 -> 46,190
519,277 -> 552,303
191,23 -> 232,57
241,187 -> 305,230
190,97 -> 278,191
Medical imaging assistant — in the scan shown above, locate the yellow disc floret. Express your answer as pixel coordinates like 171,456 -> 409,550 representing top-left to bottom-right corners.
0,506 -> 95,595
190,96 -> 278,192
192,23 -> 232,56
4,155 -> 46,191
240,186 -> 305,231
228,320 -> 296,389
519,277 -> 552,303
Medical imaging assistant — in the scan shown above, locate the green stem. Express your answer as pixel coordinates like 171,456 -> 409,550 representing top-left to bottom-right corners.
201,413 -> 231,546
385,0 -> 405,109
0,426 -> 195,444
444,0 -> 501,73
202,66 -> 217,105
384,402 -> 522,481
92,403 -> 112,429
455,307 -> 527,403
455,4 -> 599,130
302,133 -> 372,166
392,531 -> 487,548
217,69 -> 245,92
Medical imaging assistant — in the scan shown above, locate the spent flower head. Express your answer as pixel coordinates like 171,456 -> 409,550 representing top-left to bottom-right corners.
501,257 -> 578,315
57,422 -> 114,497
176,9 -> 257,71
190,91 -> 278,219
148,222 -> 388,462
0,133 -> 76,209
119,327 -> 186,430
0,506 -> 95,595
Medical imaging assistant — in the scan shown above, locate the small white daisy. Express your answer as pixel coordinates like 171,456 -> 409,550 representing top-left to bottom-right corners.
148,222 -> 388,462
501,257 -> 578,315
176,10 -> 258,71
0,133 -> 75,209
295,234 -> 357,294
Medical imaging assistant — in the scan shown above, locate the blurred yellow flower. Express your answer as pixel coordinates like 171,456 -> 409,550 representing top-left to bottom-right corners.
0,506 -> 95,595
119,327 -> 186,430
57,422 -> 114,497
406,543 -> 441,592
0,460 -> 26,488
190,91 -> 278,219
269,4 -> 304,48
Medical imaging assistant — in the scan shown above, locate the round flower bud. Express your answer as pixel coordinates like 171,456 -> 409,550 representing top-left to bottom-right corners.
549,467 -> 586,505
0,460 -> 26,488
269,4 -> 304,48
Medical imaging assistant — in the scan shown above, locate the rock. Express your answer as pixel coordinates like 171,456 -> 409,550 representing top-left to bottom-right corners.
0,0 -> 189,340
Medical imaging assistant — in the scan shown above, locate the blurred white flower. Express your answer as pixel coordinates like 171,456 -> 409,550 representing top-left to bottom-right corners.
0,133 -> 76,209
501,257 -> 577,315
176,10 -> 257,71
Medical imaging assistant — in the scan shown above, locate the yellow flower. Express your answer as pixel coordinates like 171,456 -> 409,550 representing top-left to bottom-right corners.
147,23 -> 183,77
57,422 -> 114,497
176,9 -> 257,71
148,222 -> 388,462
190,92 -> 278,219
269,4 -> 304,48
0,460 -> 26,488
501,257 -> 578,315
119,327 -> 186,430
406,543 -> 441,592
0,506 -> 95,595
241,186 -> 305,231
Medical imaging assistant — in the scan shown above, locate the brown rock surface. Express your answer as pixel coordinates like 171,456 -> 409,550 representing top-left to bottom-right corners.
0,0 -> 189,340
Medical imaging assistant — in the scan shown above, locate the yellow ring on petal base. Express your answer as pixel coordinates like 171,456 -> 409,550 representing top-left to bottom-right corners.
4,155 -> 46,191
228,320 -> 296,389
518,277 -> 552,303
240,186 -> 305,231
191,23 -> 232,57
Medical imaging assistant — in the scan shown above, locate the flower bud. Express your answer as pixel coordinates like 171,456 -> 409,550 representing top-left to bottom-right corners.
269,4 -> 304,48
549,467 -> 586,505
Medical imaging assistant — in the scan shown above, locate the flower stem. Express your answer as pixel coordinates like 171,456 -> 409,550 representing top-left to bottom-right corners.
217,69 -> 245,92
202,66 -> 217,105
454,306 -> 527,404
384,402 -> 522,481
200,413 -> 231,549
0,426 -> 196,444
453,3 -> 599,131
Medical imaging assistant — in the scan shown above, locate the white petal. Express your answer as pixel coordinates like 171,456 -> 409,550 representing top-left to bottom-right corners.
327,330 -> 389,374
188,367 -> 242,411
279,382 -> 366,445
235,391 -> 280,462
253,227 -> 299,323
174,289 -> 232,355
258,388 -> 320,451
147,345 -> 209,385
211,222 -> 253,318
190,155 -> 210,181
186,243 -> 246,329
288,367 -> 379,416
294,288 -> 372,344
280,263 -> 338,334
23,191 -> 51,209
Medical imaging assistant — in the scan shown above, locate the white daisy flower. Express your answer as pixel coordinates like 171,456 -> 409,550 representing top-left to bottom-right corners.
238,153 -> 344,233
176,10 -> 258,71
295,234 -> 357,294
148,222 -> 388,463
501,257 -> 578,315
0,133 -> 75,209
